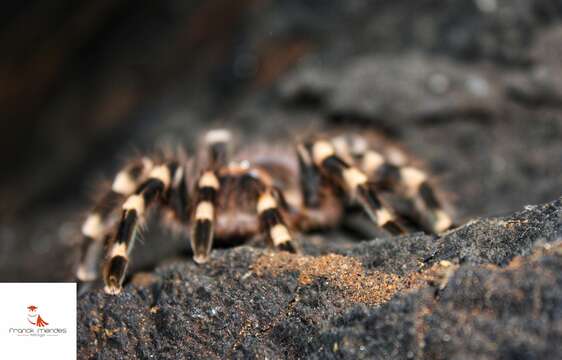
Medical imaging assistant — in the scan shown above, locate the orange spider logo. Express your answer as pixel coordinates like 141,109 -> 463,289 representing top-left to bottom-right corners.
27,305 -> 49,327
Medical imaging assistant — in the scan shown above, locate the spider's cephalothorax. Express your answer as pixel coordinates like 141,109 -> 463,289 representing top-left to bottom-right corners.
76,128 -> 454,294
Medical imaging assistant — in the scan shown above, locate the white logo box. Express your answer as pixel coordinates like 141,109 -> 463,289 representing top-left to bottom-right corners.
0,283 -> 76,360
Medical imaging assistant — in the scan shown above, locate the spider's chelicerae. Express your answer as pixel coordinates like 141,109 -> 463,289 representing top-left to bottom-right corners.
77,128 -> 454,295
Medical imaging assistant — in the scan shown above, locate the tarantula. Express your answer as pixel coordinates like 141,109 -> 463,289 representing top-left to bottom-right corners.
76,128 -> 454,295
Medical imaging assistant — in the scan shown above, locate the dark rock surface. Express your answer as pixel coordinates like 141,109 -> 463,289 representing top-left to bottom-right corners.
78,198 -> 562,359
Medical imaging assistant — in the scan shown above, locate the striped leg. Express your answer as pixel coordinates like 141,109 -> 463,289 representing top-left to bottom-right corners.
190,171 -> 220,264
309,140 -> 405,235
390,164 -> 452,233
257,187 -> 298,253
103,164 -> 175,295
360,150 -> 453,233
76,158 -> 153,282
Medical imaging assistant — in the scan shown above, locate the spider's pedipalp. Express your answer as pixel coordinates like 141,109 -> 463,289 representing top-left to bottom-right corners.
205,128 -> 232,170
103,163 -> 175,295
76,158 -> 153,282
296,143 -> 322,208
164,162 -> 190,223
258,203 -> 297,252
218,166 -> 300,252
309,139 -> 406,234
253,177 -> 298,253
191,170 -> 220,264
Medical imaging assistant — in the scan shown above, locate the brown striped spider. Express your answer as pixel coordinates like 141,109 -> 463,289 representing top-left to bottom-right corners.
76,128 -> 454,295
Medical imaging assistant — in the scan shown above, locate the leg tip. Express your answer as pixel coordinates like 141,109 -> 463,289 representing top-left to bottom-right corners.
193,253 -> 210,264
382,221 -> 406,235
433,210 -> 453,233
277,241 -> 298,254
103,285 -> 122,295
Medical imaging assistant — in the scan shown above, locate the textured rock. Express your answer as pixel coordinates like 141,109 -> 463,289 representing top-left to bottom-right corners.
280,53 -> 504,124
78,198 -> 562,359
506,25 -> 562,108
312,241 -> 562,359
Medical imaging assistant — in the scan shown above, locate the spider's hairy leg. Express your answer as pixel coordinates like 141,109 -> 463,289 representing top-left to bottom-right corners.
188,129 -> 233,263
103,163 -> 176,295
391,165 -> 452,233
413,174 -> 453,232
358,148 -> 453,233
310,140 -> 405,235
190,170 -> 220,264
77,158 -> 153,282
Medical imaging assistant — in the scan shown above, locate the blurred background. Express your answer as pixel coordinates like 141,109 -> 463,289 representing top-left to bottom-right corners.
1,0 -> 561,281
